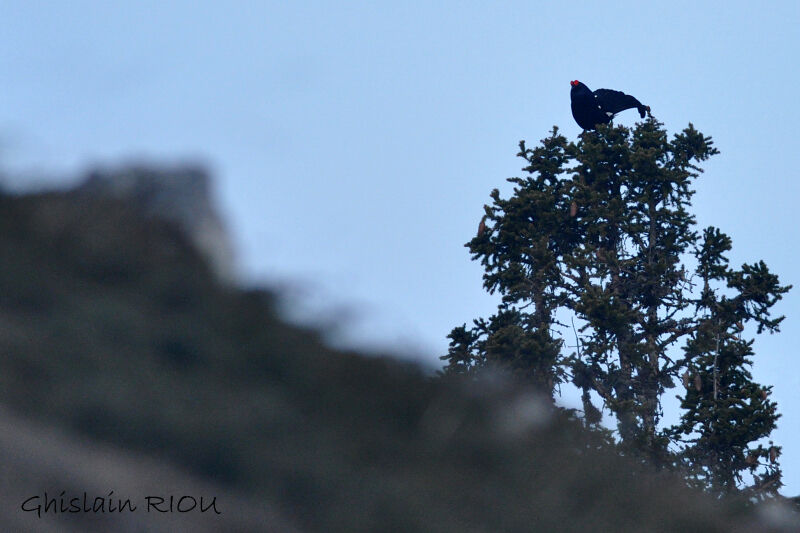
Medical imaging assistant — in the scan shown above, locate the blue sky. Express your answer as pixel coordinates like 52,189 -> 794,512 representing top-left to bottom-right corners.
2,2 -> 799,494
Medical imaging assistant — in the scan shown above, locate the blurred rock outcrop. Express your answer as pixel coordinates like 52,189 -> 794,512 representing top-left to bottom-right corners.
75,164 -> 236,282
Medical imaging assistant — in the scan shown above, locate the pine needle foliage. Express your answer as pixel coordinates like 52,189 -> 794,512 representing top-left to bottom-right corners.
442,119 -> 791,495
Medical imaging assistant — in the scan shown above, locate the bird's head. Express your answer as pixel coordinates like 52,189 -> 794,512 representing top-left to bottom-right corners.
570,80 -> 590,97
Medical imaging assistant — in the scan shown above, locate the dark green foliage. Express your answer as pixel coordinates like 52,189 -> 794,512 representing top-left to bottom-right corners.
444,129 -> 573,393
668,228 -> 789,496
443,119 -> 791,495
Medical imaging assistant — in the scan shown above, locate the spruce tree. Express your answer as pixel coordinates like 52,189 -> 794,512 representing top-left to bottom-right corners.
668,228 -> 787,497
443,119 -> 791,493
444,130 -> 572,394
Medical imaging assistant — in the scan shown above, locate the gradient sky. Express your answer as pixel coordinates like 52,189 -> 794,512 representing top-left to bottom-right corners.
2,1 -> 799,494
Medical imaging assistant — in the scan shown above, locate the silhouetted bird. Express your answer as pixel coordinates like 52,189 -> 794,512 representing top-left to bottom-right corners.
570,80 -> 650,130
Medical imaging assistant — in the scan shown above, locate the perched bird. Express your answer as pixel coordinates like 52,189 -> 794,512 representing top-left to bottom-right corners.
570,80 -> 650,130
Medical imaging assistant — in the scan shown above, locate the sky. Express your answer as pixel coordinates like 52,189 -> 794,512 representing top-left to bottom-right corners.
2,1 -> 799,494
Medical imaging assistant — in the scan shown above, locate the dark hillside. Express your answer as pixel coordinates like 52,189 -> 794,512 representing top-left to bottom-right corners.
0,187 -> 796,531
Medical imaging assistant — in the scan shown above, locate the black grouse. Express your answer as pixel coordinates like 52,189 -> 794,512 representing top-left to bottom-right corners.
570,80 -> 650,130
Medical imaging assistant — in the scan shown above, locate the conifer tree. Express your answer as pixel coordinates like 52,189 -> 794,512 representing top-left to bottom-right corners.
444,130 -> 573,394
668,228 -> 787,497
442,119 -> 791,493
